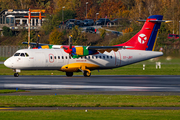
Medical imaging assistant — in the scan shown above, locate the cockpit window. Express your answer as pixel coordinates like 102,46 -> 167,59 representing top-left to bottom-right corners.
25,53 -> 29,57
14,53 -> 20,56
20,53 -> 25,57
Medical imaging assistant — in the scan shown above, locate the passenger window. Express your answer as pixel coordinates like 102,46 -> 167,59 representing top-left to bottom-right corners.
54,56 -> 56,59
50,56 -> 53,59
85,56 -> 87,59
110,56 -> 113,59
62,56 -> 64,59
88,56 -> 90,59
99,56 -> 101,59
20,53 -> 25,57
96,56 -> 98,59
14,53 -> 20,56
92,56 -> 94,59
66,56 -> 67,59
58,56 -> 60,59
103,56 -> 105,59
107,56 -> 109,59
69,56 -> 71,59
25,53 -> 29,57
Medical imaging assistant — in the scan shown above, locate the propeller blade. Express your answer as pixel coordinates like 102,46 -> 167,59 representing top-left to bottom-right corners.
69,35 -> 72,49
36,34 -> 40,48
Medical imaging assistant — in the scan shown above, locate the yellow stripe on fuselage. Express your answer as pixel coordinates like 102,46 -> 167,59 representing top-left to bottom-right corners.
152,29 -> 159,51
60,63 -> 99,72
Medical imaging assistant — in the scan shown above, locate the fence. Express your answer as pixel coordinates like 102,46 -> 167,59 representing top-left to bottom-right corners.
1,45 -> 180,57
0,46 -> 27,57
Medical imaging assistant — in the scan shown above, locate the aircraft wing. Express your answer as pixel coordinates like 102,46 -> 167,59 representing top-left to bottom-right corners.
87,46 -> 132,53
22,42 -> 63,49
87,46 -> 123,50
22,42 -> 49,46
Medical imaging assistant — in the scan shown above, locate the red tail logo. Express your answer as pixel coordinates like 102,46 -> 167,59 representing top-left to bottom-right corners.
138,34 -> 147,44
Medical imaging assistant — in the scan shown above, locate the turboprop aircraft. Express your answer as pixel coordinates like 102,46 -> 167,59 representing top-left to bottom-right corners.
4,15 -> 165,77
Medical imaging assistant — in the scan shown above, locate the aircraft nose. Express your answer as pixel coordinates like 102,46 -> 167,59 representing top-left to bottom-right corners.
4,59 -> 12,68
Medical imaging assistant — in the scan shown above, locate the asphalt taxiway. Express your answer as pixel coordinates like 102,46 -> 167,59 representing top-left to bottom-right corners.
1,75 -> 180,111
0,75 -> 180,94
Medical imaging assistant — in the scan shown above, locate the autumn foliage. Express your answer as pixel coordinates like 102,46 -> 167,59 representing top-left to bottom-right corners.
48,28 -> 64,45
1,0 -> 180,48
122,27 -> 133,34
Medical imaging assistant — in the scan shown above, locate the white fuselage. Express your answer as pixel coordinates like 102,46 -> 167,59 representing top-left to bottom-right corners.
4,49 -> 163,71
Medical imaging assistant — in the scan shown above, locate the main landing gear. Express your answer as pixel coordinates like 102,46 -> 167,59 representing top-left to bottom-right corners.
81,66 -> 91,77
65,70 -> 91,77
83,70 -> 91,77
66,72 -> 73,77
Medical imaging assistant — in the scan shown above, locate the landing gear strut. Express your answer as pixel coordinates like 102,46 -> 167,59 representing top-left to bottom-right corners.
66,72 -> 73,77
14,73 -> 19,77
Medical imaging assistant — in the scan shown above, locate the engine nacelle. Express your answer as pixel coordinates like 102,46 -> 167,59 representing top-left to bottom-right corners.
71,46 -> 97,58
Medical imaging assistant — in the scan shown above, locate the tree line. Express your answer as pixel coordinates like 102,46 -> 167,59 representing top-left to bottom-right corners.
0,0 -> 180,33
1,0 -> 180,51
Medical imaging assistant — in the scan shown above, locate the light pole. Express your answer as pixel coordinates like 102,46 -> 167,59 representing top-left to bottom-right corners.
86,2 -> 88,19
28,8 -> 31,49
96,13 -> 99,29
62,6 -> 65,23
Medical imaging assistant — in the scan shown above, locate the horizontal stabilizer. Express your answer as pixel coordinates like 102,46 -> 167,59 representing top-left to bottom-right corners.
137,20 -> 172,23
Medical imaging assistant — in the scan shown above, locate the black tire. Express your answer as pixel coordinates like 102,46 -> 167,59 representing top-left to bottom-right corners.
14,73 -> 19,77
83,71 -> 91,77
66,72 -> 73,77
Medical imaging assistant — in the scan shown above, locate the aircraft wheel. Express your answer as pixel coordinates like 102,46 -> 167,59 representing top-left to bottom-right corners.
66,72 -> 73,77
83,71 -> 91,77
14,73 -> 19,77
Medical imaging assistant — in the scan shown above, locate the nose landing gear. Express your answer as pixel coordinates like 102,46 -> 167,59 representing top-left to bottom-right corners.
13,69 -> 21,77
14,73 -> 19,77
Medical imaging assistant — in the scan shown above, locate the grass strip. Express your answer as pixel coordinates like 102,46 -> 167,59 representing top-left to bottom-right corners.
0,57 -> 7,62
0,95 -> 180,107
0,110 -> 180,120
0,89 -> 26,94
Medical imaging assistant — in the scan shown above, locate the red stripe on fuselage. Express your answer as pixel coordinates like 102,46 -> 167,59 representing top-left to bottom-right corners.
114,51 -> 116,66
118,51 -> 121,66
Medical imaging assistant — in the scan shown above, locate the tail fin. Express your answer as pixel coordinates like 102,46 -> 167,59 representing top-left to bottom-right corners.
115,15 -> 163,51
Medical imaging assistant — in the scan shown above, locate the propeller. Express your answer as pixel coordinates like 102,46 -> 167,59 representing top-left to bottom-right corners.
62,35 -> 74,57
